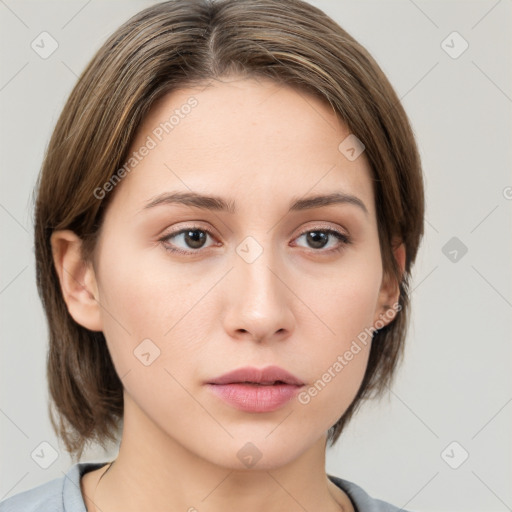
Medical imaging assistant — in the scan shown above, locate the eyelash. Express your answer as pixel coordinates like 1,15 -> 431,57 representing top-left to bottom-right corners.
158,225 -> 352,256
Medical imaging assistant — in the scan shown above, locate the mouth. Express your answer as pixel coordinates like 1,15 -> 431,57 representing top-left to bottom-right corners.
205,366 -> 304,413
231,380 -> 289,386
207,365 -> 305,386
206,382 -> 303,412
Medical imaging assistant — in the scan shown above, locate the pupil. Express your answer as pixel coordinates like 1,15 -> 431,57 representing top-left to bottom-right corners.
185,230 -> 206,249
307,231 -> 327,249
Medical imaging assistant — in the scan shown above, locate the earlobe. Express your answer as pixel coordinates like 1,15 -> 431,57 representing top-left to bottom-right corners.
373,241 -> 406,329
50,230 -> 103,332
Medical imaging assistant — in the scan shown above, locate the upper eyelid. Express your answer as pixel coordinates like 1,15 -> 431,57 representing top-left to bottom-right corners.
162,222 -> 348,239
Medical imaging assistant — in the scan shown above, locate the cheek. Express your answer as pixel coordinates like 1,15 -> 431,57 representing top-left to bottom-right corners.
301,245 -> 382,349
294,249 -> 382,423
329,269 -> 381,341
93,247 -> 208,427
295,282 -> 375,432
94,242 -> 214,377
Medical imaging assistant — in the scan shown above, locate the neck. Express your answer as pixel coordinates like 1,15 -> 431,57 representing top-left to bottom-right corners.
87,392 -> 351,512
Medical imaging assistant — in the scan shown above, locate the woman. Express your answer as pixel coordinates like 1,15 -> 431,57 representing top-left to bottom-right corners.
1,0 -> 424,510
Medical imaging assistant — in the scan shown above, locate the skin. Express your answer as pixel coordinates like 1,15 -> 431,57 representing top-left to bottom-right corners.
51,75 -> 405,512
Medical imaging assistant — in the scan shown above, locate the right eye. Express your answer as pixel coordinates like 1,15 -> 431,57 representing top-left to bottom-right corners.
159,226 -> 218,255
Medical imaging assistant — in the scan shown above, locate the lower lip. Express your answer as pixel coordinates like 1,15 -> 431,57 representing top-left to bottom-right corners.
206,383 -> 303,412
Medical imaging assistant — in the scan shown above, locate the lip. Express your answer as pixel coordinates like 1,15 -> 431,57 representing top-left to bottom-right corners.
206,365 -> 304,413
207,365 -> 304,386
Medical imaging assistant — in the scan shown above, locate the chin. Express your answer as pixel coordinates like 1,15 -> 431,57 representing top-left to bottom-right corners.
197,429 -> 317,471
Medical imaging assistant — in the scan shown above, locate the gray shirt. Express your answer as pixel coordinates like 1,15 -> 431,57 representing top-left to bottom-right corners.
0,462 -> 412,511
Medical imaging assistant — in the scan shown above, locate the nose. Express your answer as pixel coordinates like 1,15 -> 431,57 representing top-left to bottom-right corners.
222,241 -> 295,344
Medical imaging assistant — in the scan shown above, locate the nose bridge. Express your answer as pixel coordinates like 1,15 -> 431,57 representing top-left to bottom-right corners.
235,232 -> 284,308
223,231 -> 293,340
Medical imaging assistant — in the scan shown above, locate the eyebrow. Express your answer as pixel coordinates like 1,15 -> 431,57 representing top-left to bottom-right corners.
140,191 -> 368,216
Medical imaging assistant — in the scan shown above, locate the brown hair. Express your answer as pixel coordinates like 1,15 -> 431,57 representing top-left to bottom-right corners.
33,0 -> 424,460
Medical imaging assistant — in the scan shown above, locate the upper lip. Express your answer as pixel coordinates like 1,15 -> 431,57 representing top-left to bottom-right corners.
207,365 -> 304,386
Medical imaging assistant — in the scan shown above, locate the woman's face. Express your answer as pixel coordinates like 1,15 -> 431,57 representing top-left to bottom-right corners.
85,75 -> 400,469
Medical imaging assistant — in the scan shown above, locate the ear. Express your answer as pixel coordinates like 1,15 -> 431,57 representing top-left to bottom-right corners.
50,230 -> 103,332
373,241 -> 406,329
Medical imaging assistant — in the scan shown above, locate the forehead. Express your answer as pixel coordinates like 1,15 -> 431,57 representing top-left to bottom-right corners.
106,76 -> 374,219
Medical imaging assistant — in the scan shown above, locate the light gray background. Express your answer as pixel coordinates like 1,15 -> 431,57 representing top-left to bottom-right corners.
1,1 -> 511,511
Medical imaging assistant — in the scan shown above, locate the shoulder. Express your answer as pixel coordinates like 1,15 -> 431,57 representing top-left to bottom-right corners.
0,475 -> 63,512
328,474 -> 414,512
0,462 -> 108,512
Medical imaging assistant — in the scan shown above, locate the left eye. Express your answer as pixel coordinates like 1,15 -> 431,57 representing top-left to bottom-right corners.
294,229 -> 350,252
159,227 -> 350,255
